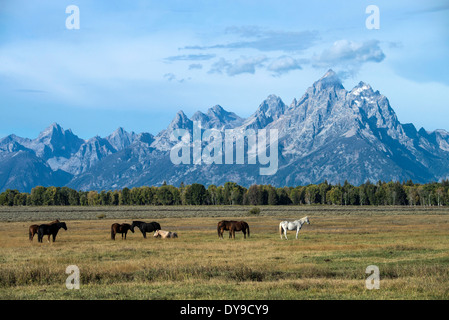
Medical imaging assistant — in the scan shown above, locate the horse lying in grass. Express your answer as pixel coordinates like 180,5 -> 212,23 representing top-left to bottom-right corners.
217,220 -> 250,239
153,229 -> 178,239
279,216 -> 310,240
111,223 -> 133,240
29,220 -> 60,241
37,221 -> 67,243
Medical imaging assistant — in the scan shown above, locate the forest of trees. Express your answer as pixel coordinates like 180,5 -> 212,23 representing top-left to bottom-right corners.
2,180 -> 449,207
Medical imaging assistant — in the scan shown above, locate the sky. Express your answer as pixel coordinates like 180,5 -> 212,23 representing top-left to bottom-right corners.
0,0 -> 448,140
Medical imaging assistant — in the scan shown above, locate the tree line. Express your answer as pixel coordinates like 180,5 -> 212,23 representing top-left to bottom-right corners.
1,180 -> 449,207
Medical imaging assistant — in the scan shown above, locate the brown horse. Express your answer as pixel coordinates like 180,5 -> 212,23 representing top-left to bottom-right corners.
29,220 -> 60,241
37,222 -> 67,243
217,220 -> 232,239
111,223 -> 134,240
217,220 -> 250,239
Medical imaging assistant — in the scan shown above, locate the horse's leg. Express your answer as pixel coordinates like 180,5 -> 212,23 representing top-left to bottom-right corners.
53,233 -> 56,242
284,228 -> 288,240
47,234 -> 51,243
143,231 -> 146,239
296,227 -> 300,239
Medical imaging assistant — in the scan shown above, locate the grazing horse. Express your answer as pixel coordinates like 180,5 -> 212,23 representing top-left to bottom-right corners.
153,229 -> 178,239
279,216 -> 310,240
111,223 -> 134,240
37,222 -> 67,243
29,220 -> 60,241
217,220 -> 250,239
131,221 -> 161,239
217,220 -> 234,239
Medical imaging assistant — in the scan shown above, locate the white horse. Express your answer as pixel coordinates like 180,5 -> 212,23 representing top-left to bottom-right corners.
153,229 -> 178,239
279,216 -> 310,240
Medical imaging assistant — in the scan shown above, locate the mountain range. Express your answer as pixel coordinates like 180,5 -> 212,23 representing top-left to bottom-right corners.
2,70 -> 449,192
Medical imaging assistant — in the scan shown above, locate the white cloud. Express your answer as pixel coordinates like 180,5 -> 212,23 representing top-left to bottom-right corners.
312,39 -> 385,77
163,73 -> 189,83
164,73 -> 177,81
267,56 -> 302,76
164,54 -> 216,62
183,28 -> 319,53
209,55 -> 267,76
188,63 -> 203,70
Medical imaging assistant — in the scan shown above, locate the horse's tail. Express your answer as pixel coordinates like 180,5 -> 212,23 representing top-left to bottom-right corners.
279,223 -> 283,238
29,228 -> 32,241
247,224 -> 250,238
111,226 -> 115,240
217,222 -> 222,238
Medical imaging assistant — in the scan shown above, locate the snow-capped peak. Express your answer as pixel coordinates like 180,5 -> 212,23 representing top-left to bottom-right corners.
350,82 -> 373,96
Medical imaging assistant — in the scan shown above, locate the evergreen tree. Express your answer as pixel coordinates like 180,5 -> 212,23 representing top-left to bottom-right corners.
185,183 -> 207,205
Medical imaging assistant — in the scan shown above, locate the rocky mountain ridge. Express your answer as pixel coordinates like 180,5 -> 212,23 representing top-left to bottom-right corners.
1,70 -> 448,192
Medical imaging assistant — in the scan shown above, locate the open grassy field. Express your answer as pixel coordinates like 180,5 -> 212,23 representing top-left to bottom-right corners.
0,206 -> 448,300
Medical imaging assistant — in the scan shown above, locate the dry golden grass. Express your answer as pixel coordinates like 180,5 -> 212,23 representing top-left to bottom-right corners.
0,207 -> 448,299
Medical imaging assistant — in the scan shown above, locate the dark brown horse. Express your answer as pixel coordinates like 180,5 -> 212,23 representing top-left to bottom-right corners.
111,223 -> 134,240
37,222 -> 67,243
217,220 -> 233,239
217,220 -> 250,239
29,220 -> 60,241
131,221 -> 161,239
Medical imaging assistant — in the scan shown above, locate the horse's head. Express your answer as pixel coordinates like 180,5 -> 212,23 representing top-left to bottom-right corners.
305,216 -> 310,225
153,230 -> 160,238
60,222 -> 67,230
124,223 -> 134,232
130,221 -> 140,232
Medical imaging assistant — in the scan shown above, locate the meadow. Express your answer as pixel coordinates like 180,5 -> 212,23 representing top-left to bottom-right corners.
0,206 -> 448,300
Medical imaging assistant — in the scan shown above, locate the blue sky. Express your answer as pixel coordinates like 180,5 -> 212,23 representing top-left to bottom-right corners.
0,0 -> 448,139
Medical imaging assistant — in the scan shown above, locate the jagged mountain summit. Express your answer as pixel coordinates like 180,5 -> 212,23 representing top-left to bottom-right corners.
1,70 -> 449,192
